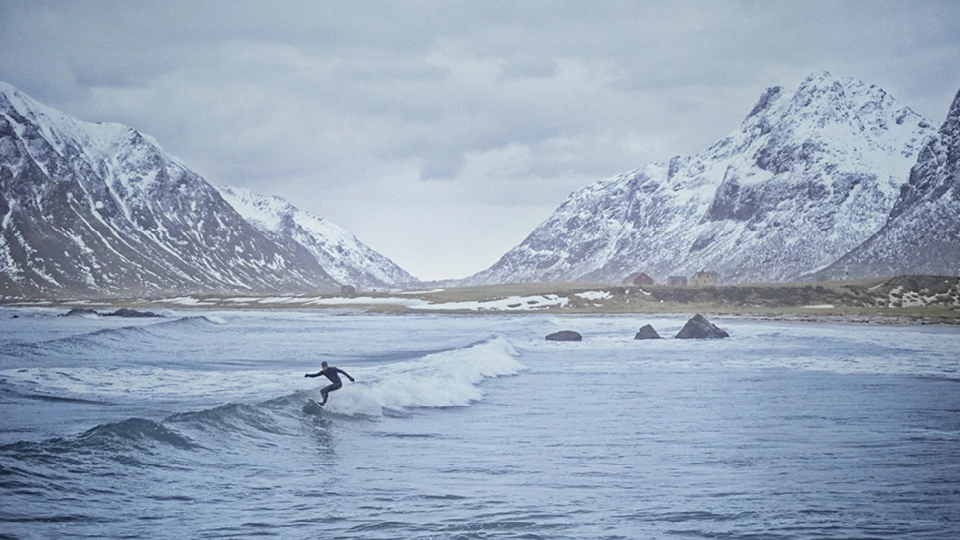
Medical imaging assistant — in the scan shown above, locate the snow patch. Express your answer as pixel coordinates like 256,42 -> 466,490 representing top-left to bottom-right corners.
575,291 -> 613,301
397,289 -> 445,295
409,294 -> 570,311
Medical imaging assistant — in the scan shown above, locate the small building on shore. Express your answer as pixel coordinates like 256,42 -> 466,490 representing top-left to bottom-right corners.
626,272 -> 655,287
690,271 -> 717,287
668,276 -> 688,287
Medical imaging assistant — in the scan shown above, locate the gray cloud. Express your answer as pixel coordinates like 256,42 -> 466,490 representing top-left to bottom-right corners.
2,0 -> 959,279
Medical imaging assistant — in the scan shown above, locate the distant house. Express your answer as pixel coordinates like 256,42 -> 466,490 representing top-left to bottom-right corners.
690,271 -> 717,287
340,284 -> 357,296
668,276 -> 687,287
628,272 -> 655,287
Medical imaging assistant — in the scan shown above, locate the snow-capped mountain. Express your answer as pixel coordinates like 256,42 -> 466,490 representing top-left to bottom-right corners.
216,185 -> 418,289
462,72 -> 937,286
0,82 -> 347,298
814,88 -> 960,280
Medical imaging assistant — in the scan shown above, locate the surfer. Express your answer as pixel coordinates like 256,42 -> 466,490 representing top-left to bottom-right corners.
304,361 -> 355,406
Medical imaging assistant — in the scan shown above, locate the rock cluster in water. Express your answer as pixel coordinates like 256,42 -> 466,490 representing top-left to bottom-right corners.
59,307 -> 161,318
104,308 -> 161,318
550,314 -> 729,341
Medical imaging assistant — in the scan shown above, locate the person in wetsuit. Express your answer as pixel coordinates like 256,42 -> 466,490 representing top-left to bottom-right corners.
304,361 -> 355,405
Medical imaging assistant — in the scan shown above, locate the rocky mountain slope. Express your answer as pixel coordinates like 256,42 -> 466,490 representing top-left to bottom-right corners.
813,88 -> 960,280
216,185 -> 417,289
463,72 -> 938,286
0,82 -> 410,298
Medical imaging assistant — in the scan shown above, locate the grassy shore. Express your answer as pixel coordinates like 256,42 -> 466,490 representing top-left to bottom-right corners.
4,275 -> 959,324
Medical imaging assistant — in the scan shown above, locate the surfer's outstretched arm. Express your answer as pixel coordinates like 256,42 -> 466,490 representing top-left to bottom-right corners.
304,371 -> 321,378
335,368 -> 355,382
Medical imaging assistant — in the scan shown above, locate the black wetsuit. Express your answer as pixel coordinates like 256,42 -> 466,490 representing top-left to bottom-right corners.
306,366 -> 353,404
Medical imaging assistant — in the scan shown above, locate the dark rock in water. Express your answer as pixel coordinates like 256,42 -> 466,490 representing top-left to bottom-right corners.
60,308 -> 98,317
634,324 -> 661,340
675,314 -> 729,339
11,314 -> 19,318
104,308 -> 161,318
546,330 -> 582,341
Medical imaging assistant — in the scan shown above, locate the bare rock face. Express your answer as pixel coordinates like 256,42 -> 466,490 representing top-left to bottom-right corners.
634,324 -> 662,340
814,87 -> 960,280
675,314 -> 729,339
546,330 -> 582,342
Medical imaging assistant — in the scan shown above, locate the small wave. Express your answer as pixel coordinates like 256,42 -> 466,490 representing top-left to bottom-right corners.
0,417 -> 199,466
8,390 -> 109,405
33,327 -> 155,357
316,336 -> 524,416
0,317 -> 201,361
76,418 -> 198,451
165,402 -> 288,438
38,315 -> 226,349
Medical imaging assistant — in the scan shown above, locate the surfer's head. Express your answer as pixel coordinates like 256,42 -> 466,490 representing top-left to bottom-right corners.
321,361 -> 329,369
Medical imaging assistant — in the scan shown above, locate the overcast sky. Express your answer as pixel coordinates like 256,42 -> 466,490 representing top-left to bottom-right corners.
2,1 -> 959,280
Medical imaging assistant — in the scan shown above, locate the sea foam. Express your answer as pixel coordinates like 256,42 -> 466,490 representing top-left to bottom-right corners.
319,336 -> 523,416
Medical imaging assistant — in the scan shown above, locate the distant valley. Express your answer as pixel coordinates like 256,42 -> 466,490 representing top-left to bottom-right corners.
2,73 -> 959,300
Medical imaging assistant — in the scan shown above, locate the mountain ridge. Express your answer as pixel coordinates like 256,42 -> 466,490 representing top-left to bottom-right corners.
812,88 -> 960,280
0,82 -> 412,298
461,71 -> 940,286
216,185 -> 418,289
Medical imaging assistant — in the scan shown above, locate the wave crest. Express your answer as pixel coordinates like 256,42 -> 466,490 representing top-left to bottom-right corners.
320,336 -> 524,415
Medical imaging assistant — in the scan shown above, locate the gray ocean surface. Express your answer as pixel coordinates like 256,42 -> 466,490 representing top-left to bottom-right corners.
1,308 -> 959,539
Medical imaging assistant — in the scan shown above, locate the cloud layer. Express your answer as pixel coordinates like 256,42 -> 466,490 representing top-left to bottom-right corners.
2,0 -> 959,279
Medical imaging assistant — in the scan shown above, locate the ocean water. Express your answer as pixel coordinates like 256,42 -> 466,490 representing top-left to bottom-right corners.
1,308 -> 959,539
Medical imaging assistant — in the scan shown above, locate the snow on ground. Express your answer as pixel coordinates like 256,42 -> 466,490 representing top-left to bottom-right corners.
148,293 -> 573,311
576,291 -> 613,301
154,297 -> 216,306
305,296 -> 429,307
254,297 -> 312,304
408,294 -> 570,311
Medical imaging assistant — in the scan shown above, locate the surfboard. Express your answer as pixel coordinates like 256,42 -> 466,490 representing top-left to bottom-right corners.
303,398 -> 324,414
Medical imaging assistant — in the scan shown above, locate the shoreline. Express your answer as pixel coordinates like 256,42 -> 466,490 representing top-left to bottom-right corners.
2,299 -> 957,327
3,276 -> 959,325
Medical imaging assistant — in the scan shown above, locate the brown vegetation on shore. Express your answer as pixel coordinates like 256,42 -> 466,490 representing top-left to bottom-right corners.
4,276 -> 959,324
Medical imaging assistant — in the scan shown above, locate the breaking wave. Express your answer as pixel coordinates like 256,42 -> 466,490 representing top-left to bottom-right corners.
320,336 -> 523,416
1,336 -> 523,464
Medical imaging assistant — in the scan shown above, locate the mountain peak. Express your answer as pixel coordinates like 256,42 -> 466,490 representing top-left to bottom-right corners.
813,84 -> 960,281
788,71 -> 851,110
799,70 -> 837,87
216,185 -> 418,288
0,84 -> 362,297
463,73 -> 939,286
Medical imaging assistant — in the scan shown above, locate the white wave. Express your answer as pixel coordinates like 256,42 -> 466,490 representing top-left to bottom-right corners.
2,333 -> 525,415
0,366 -> 296,403
318,337 -> 524,416
200,314 -> 228,325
